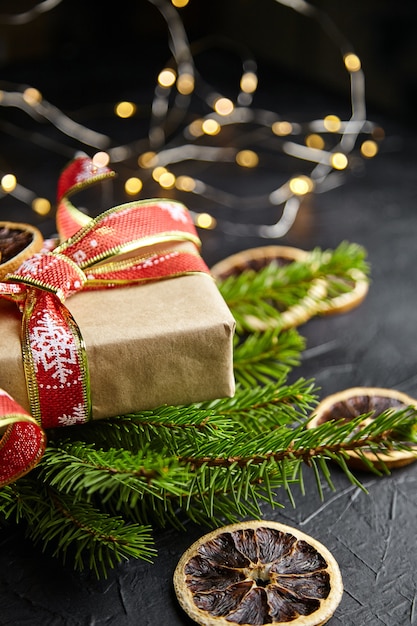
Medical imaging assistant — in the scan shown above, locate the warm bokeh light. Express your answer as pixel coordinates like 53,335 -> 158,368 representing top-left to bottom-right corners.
138,152 -> 158,168
202,119 -> 221,135
240,72 -> 258,93
158,171 -> 176,189
176,175 -> 196,192
171,0 -> 189,6
92,151 -> 110,168
360,140 -> 379,158
214,97 -> 234,116
32,197 -> 51,216
125,177 -> 143,195
23,87 -> 42,105
289,175 -> 314,195
323,115 -> 341,132
305,133 -> 325,150
272,121 -> 293,136
188,119 -> 204,137
114,101 -> 137,118
344,53 -> 361,72
152,166 -> 167,181
330,152 -> 348,170
196,212 -> 217,229
158,68 -> 177,88
236,150 -> 259,168
177,73 -> 194,95
1,174 -> 17,193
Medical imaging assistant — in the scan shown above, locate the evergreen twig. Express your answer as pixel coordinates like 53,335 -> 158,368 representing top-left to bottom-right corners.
218,240 -> 369,333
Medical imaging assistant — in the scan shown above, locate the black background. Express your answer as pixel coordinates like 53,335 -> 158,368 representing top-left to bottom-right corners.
1,1 -> 417,624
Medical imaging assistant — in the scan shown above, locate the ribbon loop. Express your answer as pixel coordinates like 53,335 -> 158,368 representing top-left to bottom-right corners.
0,389 -> 47,487
7,252 -> 87,301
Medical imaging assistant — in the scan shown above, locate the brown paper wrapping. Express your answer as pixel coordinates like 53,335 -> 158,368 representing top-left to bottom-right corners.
0,273 -> 236,421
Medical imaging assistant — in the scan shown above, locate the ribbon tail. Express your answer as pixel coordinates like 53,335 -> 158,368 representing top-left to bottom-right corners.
21,289 -> 91,428
0,390 -> 46,487
56,156 -> 116,240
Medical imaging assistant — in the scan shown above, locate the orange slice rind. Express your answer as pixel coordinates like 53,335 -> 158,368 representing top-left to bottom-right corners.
174,519 -> 343,626
210,246 -> 311,280
0,221 -> 44,279
307,387 -> 417,470
313,268 -> 369,316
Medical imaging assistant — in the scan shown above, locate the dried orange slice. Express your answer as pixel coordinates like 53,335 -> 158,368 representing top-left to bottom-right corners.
308,387 -> 417,469
174,520 -> 343,626
0,221 -> 44,279
210,246 -> 328,331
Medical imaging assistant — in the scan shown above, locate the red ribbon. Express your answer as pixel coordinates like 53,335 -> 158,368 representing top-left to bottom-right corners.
0,156 -> 210,485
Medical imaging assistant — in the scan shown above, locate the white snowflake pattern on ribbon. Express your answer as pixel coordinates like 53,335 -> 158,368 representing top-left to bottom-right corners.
30,311 -> 78,383
18,254 -> 45,277
57,403 -> 86,426
158,201 -> 189,224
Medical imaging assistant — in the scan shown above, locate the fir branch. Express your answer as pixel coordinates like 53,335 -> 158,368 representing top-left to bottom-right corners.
1,480 -> 156,577
218,241 -> 370,333
48,405 -> 235,454
233,327 -> 305,387
36,442 -> 190,506
176,407 -> 417,474
198,379 -> 318,433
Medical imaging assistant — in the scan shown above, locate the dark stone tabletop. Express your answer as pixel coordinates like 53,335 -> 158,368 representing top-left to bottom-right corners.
1,3 -> 417,624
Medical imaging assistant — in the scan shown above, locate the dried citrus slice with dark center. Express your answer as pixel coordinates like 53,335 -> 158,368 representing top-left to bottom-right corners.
174,520 -> 343,626
308,387 -> 417,469
0,221 -> 44,279
210,246 -> 327,331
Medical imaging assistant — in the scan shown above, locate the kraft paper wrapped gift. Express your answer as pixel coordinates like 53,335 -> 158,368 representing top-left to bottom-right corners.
0,272 -> 236,421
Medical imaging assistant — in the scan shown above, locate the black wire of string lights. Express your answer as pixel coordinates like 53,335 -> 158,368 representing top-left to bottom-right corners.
0,0 -> 383,238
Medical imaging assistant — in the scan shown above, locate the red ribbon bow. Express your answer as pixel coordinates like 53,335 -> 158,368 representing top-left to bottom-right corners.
0,156 -> 210,486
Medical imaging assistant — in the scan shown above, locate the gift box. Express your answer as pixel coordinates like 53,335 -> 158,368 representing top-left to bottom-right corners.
0,156 -> 236,430
0,271 -> 235,422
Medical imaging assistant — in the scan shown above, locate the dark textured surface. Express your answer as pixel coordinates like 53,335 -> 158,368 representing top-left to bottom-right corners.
1,117 -> 417,626
1,5 -> 417,624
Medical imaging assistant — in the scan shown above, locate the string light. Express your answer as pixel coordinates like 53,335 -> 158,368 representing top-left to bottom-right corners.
175,175 -> 196,192
114,102 -> 137,118
1,174 -> 17,193
158,68 -> 177,87
195,212 -> 217,229
240,72 -> 258,94
201,119 -> 221,136
272,121 -> 294,136
360,140 -> 379,158
22,87 -> 42,105
171,0 -> 189,7
289,176 -> 314,196
0,0 -> 383,240
330,152 -> 349,170
236,150 -> 259,168
93,152 -> 110,168
32,197 -> 51,216
125,177 -> 143,195
214,98 -> 234,116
